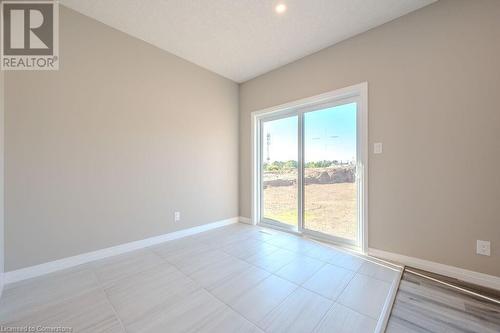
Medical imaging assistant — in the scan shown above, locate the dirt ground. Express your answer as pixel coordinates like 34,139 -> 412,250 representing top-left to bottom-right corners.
263,182 -> 357,240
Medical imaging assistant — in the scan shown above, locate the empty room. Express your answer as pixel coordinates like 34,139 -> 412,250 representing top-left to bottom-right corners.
0,0 -> 499,332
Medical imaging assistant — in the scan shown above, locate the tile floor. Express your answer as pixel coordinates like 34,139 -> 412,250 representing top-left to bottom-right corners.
0,223 -> 400,333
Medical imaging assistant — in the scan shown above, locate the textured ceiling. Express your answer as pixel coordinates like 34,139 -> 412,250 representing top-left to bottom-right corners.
61,0 -> 436,82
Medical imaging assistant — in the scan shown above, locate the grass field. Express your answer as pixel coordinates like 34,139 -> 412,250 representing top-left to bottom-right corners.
263,182 -> 357,240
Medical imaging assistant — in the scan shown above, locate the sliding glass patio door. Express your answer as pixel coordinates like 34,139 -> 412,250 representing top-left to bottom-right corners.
303,102 -> 358,244
260,114 -> 299,229
257,92 -> 365,248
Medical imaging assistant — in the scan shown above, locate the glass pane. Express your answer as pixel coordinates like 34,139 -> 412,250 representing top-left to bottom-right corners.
304,103 -> 357,240
262,116 -> 298,227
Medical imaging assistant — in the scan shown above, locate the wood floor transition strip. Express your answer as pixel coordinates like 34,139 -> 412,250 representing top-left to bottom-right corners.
386,268 -> 500,333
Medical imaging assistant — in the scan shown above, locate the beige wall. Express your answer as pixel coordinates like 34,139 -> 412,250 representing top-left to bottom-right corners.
0,71 -> 4,285
5,7 -> 239,271
239,0 -> 500,277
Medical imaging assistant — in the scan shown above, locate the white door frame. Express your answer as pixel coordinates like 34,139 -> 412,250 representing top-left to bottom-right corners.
251,82 -> 369,253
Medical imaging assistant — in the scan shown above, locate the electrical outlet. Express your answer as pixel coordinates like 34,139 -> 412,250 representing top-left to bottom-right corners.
174,211 -> 181,222
374,142 -> 383,154
476,240 -> 490,256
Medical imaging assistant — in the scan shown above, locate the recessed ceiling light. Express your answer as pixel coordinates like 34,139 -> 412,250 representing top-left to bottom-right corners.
275,3 -> 287,14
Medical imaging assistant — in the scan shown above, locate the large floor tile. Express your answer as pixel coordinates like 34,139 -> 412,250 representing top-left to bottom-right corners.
264,233 -> 318,254
3,288 -> 124,333
275,237 -> 319,254
197,306 -> 263,333
274,256 -> 325,285
90,249 -> 164,287
194,225 -> 255,247
263,233 -> 301,247
303,243 -> 342,262
125,288 -> 226,333
337,273 -> 391,319
313,303 -> 377,333
150,235 -> 212,258
152,238 -> 216,263
357,261 -> 400,283
189,256 -> 252,290
245,248 -> 298,273
191,227 -> 231,241
247,229 -> 282,242
105,263 -> 199,326
303,264 -> 355,300
228,275 -> 297,324
209,265 -> 271,304
0,266 -> 99,321
328,251 -> 366,271
165,248 -> 233,276
207,232 -> 256,247
221,238 -> 280,259
258,287 -> 333,333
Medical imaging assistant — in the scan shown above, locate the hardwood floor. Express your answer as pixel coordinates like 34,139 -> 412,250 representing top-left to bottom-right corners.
0,223 -> 400,332
387,270 -> 500,333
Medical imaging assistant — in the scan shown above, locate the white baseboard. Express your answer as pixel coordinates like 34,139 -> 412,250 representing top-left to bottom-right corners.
239,216 -> 252,225
5,217 -> 239,285
368,248 -> 500,291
